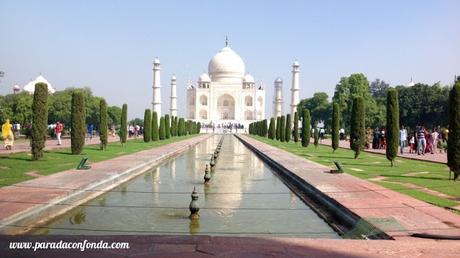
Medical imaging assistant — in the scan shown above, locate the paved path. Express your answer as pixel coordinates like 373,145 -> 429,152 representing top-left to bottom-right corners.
240,135 -> 460,239
0,134 -> 211,234
0,136 -> 128,155
317,138 -> 447,164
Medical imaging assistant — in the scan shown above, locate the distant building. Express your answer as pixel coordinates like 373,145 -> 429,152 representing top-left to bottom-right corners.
23,75 -> 56,94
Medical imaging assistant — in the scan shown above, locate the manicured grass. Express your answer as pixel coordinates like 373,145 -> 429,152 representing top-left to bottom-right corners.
0,135 -> 195,187
250,135 -> 460,209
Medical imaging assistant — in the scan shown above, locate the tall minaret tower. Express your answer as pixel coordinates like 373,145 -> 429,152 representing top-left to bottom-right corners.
170,75 -> 177,117
273,77 -> 283,118
152,57 -> 162,118
290,60 -> 300,117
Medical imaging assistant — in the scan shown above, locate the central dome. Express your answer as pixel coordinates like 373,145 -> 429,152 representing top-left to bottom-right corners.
208,46 -> 245,83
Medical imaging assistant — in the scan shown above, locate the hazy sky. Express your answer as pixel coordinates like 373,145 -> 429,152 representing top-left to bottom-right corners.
1,0 -> 459,119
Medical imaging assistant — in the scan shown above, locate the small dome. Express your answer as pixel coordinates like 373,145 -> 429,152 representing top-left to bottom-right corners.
13,84 -> 21,91
243,73 -> 255,83
407,78 -> 415,87
208,46 -> 245,83
171,75 -> 177,81
198,73 -> 211,82
274,77 -> 283,83
293,60 -> 300,66
153,57 -> 160,64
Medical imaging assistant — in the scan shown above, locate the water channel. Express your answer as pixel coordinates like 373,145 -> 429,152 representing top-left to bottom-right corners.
32,135 -> 339,238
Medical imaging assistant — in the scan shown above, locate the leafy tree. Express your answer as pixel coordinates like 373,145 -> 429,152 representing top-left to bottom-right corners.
301,109 -> 310,147
31,83 -> 49,160
268,117 -> 275,139
280,115 -> 286,142
370,79 -> 390,100
120,104 -> 128,144
386,89 -> 399,166
331,102 -> 340,152
151,111 -> 159,141
285,114 -> 291,142
297,92 -> 331,127
159,116 -> 166,140
293,112 -> 299,142
333,74 -> 380,130
129,118 -> 143,126
350,97 -> 365,159
314,126 -> 319,148
99,99 -> 108,150
448,78 -> 460,180
107,105 -> 122,126
165,114 -> 170,139
71,91 -> 86,154
276,116 -> 281,140
143,109 -> 151,142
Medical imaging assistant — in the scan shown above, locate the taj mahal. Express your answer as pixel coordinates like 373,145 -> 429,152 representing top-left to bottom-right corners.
151,40 -> 301,130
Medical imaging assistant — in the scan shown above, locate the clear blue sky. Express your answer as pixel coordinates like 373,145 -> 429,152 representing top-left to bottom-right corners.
1,0 -> 459,119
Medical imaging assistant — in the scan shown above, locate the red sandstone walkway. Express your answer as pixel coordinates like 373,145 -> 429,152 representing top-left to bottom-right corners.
240,135 -> 460,239
316,138 -> 447,164
0,134 -> 211,234
0,135 -> 134,155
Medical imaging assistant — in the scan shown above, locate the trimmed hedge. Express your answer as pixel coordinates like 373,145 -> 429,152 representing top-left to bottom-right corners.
31,83 -> 49,160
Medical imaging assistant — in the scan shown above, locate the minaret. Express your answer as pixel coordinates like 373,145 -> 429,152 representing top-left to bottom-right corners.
152,57 -> 162,118
290,60 -> 300,117
273,77 -> 283,118
170,75 -> 177,117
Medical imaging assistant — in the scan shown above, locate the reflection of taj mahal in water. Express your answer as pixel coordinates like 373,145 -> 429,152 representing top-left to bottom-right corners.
151,39 -> 301,129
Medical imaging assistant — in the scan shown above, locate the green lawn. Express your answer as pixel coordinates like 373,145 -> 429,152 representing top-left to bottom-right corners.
250,135 -> 460,209
0,135 -> 195,187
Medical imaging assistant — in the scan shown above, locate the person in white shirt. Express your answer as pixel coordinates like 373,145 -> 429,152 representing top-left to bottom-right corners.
399,126 -> 407,154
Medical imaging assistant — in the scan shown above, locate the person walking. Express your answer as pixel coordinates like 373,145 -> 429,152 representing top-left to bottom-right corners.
55,121 -> 64,145
416,125 -> 426,155
399,125 -> 407,154
2,119 -> 14,150
87,123 -> 94,141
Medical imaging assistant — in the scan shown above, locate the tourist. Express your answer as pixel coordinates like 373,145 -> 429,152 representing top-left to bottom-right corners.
134,124 -> 140,138
339,128 -> 345,140
372,127 -> 380,149
425,131 -> 433,154
380,128 -> 386,149
416,125 -> 426,155
409,134 -> 416,153
128,124 -> 134,137
55,121 -> 64,145
365,128 -> 372,149
319,128 -> 325,142
399,125 -> 407,154
87,123 -> 94,141
2,119 -> 14,150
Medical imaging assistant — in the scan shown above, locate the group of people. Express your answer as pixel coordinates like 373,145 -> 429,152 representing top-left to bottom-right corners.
403,125 -> 448,155
364,125 -> 448,155
128,124 -> 143,138
201,122 -> 245,133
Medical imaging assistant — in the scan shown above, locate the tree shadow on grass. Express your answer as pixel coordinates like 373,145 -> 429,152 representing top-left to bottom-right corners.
0,156 -> 32,162
383,174 -> 450,181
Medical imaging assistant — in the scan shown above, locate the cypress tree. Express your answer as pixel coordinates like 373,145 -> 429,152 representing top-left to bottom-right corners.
332,102 -> 340,152
386,89 -> 399,166
448,78 -> 460,180
276,116 -> 281,140
314,126 -> 319,148
99,99 -> 108,150
31,83 -> 49,160
159,116 -> 166,140
197,122 -> 201,134
143,109 -> 151,142
350,97 -> 365,159
174,117 -> 179,136
268,117 -> 275,139
151,111 -> 159,141
71,91 -> 86,154
285,114 -> 291,142
165,114 -> 170,139
280,116 -> 286,142
301,109 -> 311,147
263,119 -> 268,137
293,112 -> 299,143
120,104 -> 128,144
178,118 -> 185,136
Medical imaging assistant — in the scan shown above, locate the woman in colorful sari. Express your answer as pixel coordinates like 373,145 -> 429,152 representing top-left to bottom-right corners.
2,119 -> 14,150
